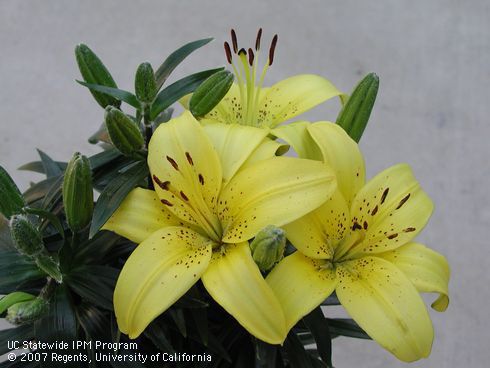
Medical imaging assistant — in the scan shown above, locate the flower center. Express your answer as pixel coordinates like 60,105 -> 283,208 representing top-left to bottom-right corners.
333,229 -> 366,263
223,29 -> 278,127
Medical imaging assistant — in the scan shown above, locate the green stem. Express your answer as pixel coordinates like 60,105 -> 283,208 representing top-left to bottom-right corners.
143,107 -> 154,190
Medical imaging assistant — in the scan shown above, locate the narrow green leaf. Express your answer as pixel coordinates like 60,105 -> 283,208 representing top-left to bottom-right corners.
89,148 -> 121,169
283,333 -> 317,368
150,68 -> 224,120
303,307 -> 332,367
144,318 -> 175,353
40,175 -> 63,211
0,292 -> 36,314
0,250 -> 45,294
169,308 -> 187,337
23,207 -> 65,242
254,339 -> 278,368
0,215 -> 14,249
23,177 -> 60,204
0,324 -> 34,355
0,166 -> 25,218
327,318 -> 371,339
89,161 -> 148,238
155,38 -> 213,89
76,81 -> 140,109
18,161 -> 67,174
36,149 -> 62,178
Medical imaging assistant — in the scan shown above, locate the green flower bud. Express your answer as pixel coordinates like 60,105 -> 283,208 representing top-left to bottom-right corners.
0,166 -> 25,218
75,43 -> 120,108
336,72 -> 379,142
62,153 -> 93,232
0,292 -> 36,315
105,106 -> 145,156
250,225 -> 287,272
6,298 -> 48,325
9,215 -> 44,257
35,254 -> 63,283
189,70 -> 234,117
135,62 -> 157,104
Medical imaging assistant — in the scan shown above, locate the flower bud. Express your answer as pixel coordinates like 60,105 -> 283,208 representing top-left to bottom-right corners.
0,165 -> 25,218
189,70 -> 234,117
250,225 -> 287,272
105,107 -> 145,156
35,254 -> 63,283
75,43 -> 120,108
9,215 -> 44,257
135,62 -> 157,104
62,153 -> 94,232
336,72 -> 379,142
0,292 -> 36,315
6,298 -> 48,325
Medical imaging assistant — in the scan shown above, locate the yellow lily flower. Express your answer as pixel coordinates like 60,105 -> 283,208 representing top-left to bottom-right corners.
266,122 -> 450,361
103,111 -> 337,344
182,29 -> 344,128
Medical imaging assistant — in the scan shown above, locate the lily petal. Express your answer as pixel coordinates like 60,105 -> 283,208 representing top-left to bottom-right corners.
336,256 -> 433,362
148,111 -> 223,239
241,137 -> 289,170
200,83 -> 243,125
102,188 -> 181,244
203,123 -> 268,184
271,121 -> 323,160
114,227 -> 212,338
266,252 -> 337,331
219,157 -> 337,242
201,242 -> 287,344
379,242 -> 450,312
307,122 -> 365,205
283,189 -> 349,259
258,74 -> 343,128
349,164 -> 434,256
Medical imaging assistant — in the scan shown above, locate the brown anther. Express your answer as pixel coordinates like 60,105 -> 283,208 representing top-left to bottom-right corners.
248,48 -> 255,66
231,29 -> 238,53
224,42 -> 232,64
268,34 -> 278,65
255,28 -> 263,50
238,48 -> 247,56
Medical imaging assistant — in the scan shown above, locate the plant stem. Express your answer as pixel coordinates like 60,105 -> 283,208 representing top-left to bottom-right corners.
143,107 -> 154,190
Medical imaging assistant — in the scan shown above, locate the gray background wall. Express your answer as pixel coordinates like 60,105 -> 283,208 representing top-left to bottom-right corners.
1,0 -> 489,366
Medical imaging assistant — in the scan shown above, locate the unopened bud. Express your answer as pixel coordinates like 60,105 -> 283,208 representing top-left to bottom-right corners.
63,152 -> 93,232
75,43 -> 120,108
9,215 -> 44,257
105,107 -> 145,156
0,292 -> 36,315
6,298 -> 48,325
0,166 -> 25,218
189,70 -> 234,117
250,225 -> 286,272
135,62 -> 157,104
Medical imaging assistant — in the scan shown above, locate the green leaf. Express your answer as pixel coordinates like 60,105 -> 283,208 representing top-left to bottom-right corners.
0,215 -> 14,249
150,68 -> 224,120
89,160 -> 148,238
303,307 -> 332,367
169,308 -> 187,337
254,339 -> 278,368
154,38 -> 213,89
23,207 -> 65,242
40,175 -> 64,211
336,72 -> 379,142
77,303 -> 112,341
76,81 -> 140,109
66,265 -> 118,311
144,318 -> 175,353
0,166 -> 25,218
327,318 -> 371,339
283,332 -> 319,368
189,70 -> 234,117
89,148 -> 121,170
23,177 -> 60,204
36,149 -> 63,178
0,324 -> 34,355
18,161 -> 67,174
73,230 -> 121,263
0,249 -> 45,294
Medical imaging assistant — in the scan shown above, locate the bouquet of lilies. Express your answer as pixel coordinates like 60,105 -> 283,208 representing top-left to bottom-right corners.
0,30 -> 450,367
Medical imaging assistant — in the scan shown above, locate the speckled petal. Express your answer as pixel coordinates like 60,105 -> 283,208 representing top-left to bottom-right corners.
218,157 -> 336,243
148,111 -> 222,240
307,122 -> 365,205
283,189 -> 350,259
203,123 -> 268,184
266,252 -> 337,331
257,74 -> 343,128
348,164 -> 434,256
271,121 -> 323,160
114,227 -> 213,339
202,242 -> 287,344
379,242 -> 450,312
336,256 -> 433,362
102,188 -> 182,244
199,83 -> 243,124
240,137 -> 289,170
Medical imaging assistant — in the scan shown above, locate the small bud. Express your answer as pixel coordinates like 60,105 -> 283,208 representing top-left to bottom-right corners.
75,43 -> 120,108
189,70 -> 234,117
336,73 -> 379,142
35,254 -> 63,283
0,166 -> 25,218
63,153 -> 94,232
6,298 -> 48,325
250,225 -> 287,272
0,292 -> 36,315
105,107 -> 145,156
135,62 -> 157,104
9,215 -> 44,257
